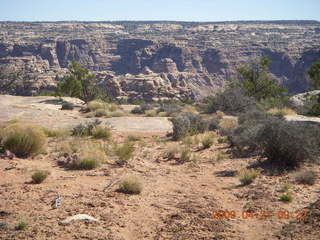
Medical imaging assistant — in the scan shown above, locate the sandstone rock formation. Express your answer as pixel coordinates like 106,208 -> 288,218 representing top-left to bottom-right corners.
0,21 -> 319,100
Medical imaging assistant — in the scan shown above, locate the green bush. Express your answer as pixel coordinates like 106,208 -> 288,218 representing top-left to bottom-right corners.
115,141 -> 135,165
157,103 -> 182,116
230,110 -> 320,168
15,221 -> 28,230
239,168 -> 259,185
295,170 -> 317,185
92,126 -> 111,139
205,117 -> 220,131
118,176 -> 142,194
73,157 -> 99,170
279,194 -> 293,202
204,88 -> 257,115
170,113 -> 208,140
32,170 -> 49,184
61,102 -> 74,110
131,106 -> 144,114
201,134 -> 215,149
1,123 -> 46,158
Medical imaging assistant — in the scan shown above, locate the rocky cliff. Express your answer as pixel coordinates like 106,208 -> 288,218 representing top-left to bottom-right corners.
0,21 -> 320,100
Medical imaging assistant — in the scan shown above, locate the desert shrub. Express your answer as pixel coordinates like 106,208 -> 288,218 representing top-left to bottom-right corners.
178,148 -> 191,164
298,94 -> 320,117
145,110 -> 157,117
295,170 -> 317,185
231,109 -> 320,168
170,113 -> 208,140
218,117 -> 238,136
72,157 -> 99,170
205,117 -> 220,131
1,123 -> 46,158
114,141 -> 135,165
201,133 -> 215,149
127,135 -> 142,142
87,100 -> 106,111
108,103 -> 118,112
239,168 -> 259,185
131,104 -> 153,114
92,126 -> 111,139
166,143 -> 180,159
111,110 -> 125,117
61,102 -> 74,110
267,107 -> 296,116
118,176 -> 142,194
32,170 -> 49,184
279,193 -> 293,202
43,128 -> 70,138
157,103 -> 182,116
94,109 -> 108,117
205,87 -> 257,115
131,106 -> 144,114
71,120 -> 101,137
15,221 -> 28,230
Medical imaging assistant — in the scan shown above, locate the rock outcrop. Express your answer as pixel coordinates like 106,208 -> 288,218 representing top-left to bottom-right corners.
0,21 -> 319,100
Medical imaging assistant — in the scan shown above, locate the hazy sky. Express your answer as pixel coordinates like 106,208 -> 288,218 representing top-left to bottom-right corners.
1,0 -> 320,22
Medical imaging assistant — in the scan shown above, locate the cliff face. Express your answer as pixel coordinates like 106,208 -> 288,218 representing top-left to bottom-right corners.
0,21 -> 319,100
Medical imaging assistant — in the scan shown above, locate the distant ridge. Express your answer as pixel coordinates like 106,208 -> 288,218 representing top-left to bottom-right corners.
0,20 -> 319,25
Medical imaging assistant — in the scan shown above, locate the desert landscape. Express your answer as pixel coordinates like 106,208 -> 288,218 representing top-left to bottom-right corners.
1,2 -> 320,240
0,93 -> 320,240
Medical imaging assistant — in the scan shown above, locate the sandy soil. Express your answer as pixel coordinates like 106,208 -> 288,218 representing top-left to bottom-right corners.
0,96 -> 320,240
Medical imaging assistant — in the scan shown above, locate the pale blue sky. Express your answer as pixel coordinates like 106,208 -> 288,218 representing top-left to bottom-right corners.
1,0 -> 320,22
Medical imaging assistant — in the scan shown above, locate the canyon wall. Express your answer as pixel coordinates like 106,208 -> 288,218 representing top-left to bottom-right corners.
0,21 -> 320,100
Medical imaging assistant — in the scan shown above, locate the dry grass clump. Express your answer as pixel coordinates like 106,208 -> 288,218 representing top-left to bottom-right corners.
94,109 -> 109,117
127,134 -> 142,142
166,143 -> 180,159
295,170 -> 317,185
201,132 -> 215,149
87,100 -> 107,111
268,107 -> 296,116
239,168 -> 259,185
72,157 -> 99,170
118,175 -> 143,194
111,110 -> 125,117
114,141 -> 135,165
32,170 -> 49,184
145,110 -> 157,117
216,110 -> 225,119
218,117 -> 238,135
43,128 -> 70,138
92,126 -> 112,139
179,148 -> 192,164
1,123 -> 46,158
57,138 -> 107,163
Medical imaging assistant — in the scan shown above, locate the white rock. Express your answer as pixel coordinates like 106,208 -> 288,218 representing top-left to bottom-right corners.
61,214 -> 98,224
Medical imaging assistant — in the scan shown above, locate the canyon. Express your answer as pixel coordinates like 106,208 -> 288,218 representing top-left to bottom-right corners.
0,21 -> 320,100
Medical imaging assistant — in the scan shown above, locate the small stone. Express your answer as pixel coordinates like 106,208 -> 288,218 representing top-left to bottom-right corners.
61,214 -> 99,224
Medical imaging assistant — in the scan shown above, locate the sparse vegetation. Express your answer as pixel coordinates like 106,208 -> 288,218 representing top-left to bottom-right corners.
71,120 -> 102,137
239,168 -> 259,185
114,141 -> 135,165
170,113 -> 208,140
43,128 -> 69,138
295,170 -> 317,185
178,148 -> 191,164
118,175 -> 142,194
31,170 -> 49,184
72,157 -> 99,170
61,102 -> 74,110
92,126 -> 112,139
1,123 -> 46,158
279,193 -> 293,202
15,221 -> 28,230
201,133 -> 215,149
